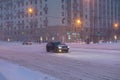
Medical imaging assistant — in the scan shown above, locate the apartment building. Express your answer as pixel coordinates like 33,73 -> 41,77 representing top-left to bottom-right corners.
66,0 -> 120,42
0,0 -> 47,41
0,0 -> 67,42
89,0 -> 120,42
0,0 -> 120,42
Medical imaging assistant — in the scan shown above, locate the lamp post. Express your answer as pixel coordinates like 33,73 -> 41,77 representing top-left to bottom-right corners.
27,7 -> 34,41
74,18 -> 82,42
113,23 -> 119,42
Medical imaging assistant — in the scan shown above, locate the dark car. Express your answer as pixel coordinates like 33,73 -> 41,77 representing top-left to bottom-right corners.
22,41 -> 32,45
46,41 -> 69,53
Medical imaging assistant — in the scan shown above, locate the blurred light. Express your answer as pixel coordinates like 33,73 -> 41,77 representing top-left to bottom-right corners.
68,46 -> 70,48
8,38 -> 10,42
114,23 -> 119,29
58,50 -> 62,52
114,35 -> 117,40
58,46 -> 62,49
76,19 -> 82,25
40,37 -> 43,42
46,37 -> 48,41
52,37 -> 55,40
28,7 -> 33,14
68,35 -> 71,40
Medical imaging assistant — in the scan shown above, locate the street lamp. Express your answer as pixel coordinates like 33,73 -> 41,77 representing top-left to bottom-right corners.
27,7 -> 40,42
114,23 -> 119,29
74,18 -> 82,42
75,19 -> 82,25
28,7 -> 34,14
113,23 -> 119,42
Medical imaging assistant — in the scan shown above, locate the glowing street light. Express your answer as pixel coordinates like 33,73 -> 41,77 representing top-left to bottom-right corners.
28,7 -> 34,14
74,18 -> 82,42
113,23 -> 119,42
114,35 -> 117,40
113,23 -> 119,29
75,19 -> 82,25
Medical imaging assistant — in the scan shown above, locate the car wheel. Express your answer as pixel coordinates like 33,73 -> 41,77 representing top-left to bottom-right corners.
46,48 -> 50,52
66,50 -> 69,53
54,49 -> 58,53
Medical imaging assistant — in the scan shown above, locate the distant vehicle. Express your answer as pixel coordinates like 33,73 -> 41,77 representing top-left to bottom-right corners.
22,41 -> 32,45
46,41 -> 69,53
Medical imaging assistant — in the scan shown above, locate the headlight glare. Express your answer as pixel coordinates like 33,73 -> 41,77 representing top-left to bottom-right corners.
58,46 -> 62,49
68,46 -> 70,48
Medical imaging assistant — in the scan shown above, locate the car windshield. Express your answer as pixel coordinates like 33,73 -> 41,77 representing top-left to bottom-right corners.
53,42 -> 61,46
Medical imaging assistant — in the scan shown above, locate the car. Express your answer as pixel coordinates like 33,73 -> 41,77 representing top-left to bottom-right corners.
22,41 -> 32,45
46,41 -> 69,53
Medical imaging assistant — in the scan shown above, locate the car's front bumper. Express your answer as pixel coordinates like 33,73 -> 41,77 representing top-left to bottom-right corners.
57,48 -> 69,53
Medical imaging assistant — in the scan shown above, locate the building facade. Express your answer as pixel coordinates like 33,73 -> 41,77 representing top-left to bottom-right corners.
89,0 -> 120,42
0,0 -> 120,42
66,0 -> 120,42
0,0 -> 48,41
0,0 -> 66,42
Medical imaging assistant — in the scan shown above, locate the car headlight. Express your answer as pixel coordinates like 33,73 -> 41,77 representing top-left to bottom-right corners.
68,46 -> 70,48
58,46 -> 62,49
58,50 -> 62,52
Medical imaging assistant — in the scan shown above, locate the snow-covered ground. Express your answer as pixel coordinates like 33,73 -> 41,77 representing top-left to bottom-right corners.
0,41 -> 60,80
0,60 -> 59,80
0,41 -> 120,80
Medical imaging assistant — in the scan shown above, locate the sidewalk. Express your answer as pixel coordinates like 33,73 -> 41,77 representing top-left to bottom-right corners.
67,42 -> 120,50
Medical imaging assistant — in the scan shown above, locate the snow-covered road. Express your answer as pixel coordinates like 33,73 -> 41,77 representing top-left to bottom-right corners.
0,42 -> 120,80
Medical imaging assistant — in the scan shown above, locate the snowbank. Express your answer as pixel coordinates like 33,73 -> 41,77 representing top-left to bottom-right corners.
0,60 -> 60,80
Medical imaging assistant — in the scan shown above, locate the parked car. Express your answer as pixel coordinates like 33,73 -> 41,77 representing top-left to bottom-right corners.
46,41 -> 69,53
22,41 -> 32,45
